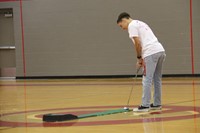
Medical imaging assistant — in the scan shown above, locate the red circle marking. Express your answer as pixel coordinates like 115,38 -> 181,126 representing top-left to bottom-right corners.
0,105 -> 199,127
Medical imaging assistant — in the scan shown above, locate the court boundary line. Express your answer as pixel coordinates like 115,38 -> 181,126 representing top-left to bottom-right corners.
1,82 -> 200,87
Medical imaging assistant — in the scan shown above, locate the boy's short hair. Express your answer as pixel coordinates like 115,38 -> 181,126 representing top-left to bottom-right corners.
117,12 -> 131,23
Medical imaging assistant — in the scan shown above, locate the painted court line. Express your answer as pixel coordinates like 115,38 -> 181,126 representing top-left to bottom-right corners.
0,82 -> 200,87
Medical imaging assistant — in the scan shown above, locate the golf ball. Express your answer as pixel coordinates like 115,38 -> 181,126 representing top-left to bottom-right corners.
124,107 -> 129,110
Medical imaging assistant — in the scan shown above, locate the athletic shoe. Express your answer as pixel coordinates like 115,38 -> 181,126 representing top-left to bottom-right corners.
150,103 -> 162,110
133,105 -> 150,112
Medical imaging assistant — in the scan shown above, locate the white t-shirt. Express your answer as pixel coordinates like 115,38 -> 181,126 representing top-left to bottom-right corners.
128,20 -> 165,58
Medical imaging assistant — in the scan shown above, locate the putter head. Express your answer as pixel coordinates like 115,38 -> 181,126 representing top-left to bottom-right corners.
123,107 -> 129,110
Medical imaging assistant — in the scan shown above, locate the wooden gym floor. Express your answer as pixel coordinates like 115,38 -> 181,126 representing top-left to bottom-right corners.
0,77 -> 200,133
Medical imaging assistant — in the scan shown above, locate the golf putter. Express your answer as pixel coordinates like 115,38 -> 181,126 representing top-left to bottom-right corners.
124,67 -> 141,110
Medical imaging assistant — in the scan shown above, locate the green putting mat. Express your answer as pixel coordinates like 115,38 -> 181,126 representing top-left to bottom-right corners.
43,108 -> 131,122
78,108 -> 130,119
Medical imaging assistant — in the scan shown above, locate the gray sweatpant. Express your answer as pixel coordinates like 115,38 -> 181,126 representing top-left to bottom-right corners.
142,52 -> 166,107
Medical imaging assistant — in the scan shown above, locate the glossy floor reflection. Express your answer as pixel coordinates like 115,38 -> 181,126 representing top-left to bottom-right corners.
0,78 -> 200,133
